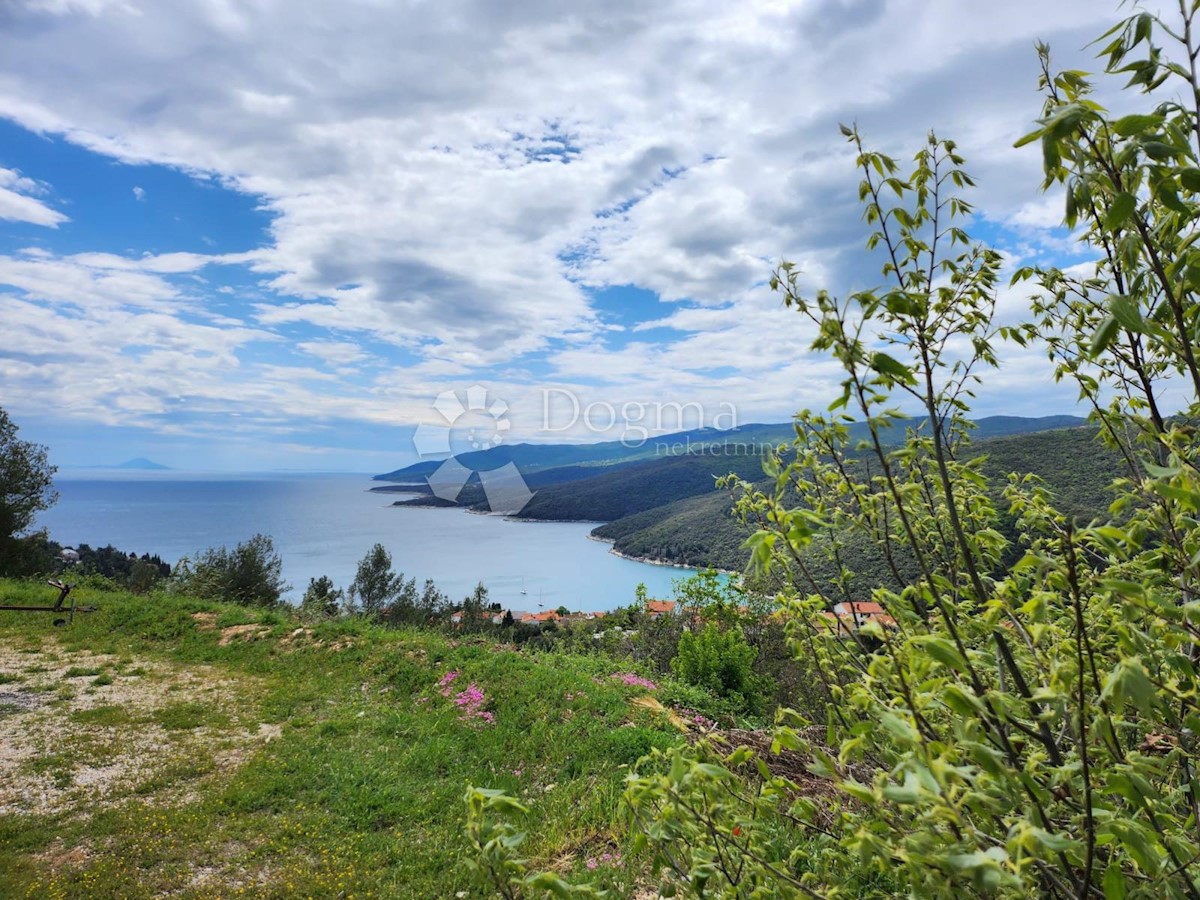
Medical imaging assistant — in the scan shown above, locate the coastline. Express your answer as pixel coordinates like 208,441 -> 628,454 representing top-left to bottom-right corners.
385,493 -> 735,575
586,532 -> 737,575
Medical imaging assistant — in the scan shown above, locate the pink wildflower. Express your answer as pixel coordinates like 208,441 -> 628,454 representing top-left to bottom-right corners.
610,672 -> 657,690
452,682 -> 495,725
454,684 -> 485,707
438,670 -> 461,696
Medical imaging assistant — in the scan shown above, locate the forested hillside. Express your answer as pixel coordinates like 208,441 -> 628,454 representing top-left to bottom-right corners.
376,419 -> 1120,579
596,424 -> 1124,575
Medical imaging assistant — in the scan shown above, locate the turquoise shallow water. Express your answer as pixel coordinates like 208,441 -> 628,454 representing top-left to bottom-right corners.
33,472 -> 700,612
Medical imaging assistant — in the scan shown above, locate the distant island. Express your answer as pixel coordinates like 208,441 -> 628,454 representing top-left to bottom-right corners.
111,457 -> 171,470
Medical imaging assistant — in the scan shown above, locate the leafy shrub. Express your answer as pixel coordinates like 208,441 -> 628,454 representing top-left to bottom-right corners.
603,726 -> 675,766
173,533 -> 287,608
670,623 -> 765,715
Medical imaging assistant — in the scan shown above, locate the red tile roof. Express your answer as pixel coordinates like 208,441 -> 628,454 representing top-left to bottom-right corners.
645,600 -> 677,615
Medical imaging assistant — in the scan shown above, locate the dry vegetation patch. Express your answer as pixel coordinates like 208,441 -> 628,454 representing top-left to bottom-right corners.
0,637 -> 272,817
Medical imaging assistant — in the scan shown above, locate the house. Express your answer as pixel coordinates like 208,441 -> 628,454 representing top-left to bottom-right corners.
644,600 -> 677,619
833,601 -> 894,627
815,601 -> 897,636
520,610 -> 560,624
450,609 -> 505,627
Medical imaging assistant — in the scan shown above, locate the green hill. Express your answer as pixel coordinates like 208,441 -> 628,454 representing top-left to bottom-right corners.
593,424 -> 1123,573
0,581 -> 680,897
513,451 -> 770,523
373,416 -> 1086,484
377,417 -> 1106,575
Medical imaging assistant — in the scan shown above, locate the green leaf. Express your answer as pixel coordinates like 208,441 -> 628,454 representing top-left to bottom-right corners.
1101,658 -> 1157,713
1029,828 -> 1077,852
920,636 -> 966,671
869,352 -> 914,382
1090,315 -> 1121,355
1104,192 -> 1137,230
882,772 -> 922,804
1013,128 -> 1044,148
1103,862 -> 1127,900
1180,168 -> 1200,192
1109,294 -> 1142,331
1111,113 -> 1164,137
878,710 -> 920,745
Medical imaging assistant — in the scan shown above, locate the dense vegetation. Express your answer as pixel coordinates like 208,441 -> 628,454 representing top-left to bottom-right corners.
593,423 -> 1124,573
469,4 -> 1200,896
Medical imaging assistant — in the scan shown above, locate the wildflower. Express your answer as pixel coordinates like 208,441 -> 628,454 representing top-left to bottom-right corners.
610,672 -> 657,690
454,684 -> 485,707
451,682 -> 495,724
437,670 -> 461,696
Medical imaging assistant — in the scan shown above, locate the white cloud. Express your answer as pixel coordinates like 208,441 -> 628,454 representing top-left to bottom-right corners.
132,184 -> 145,201
296,340 -> 369,368
0,167 -> 68,227
0,0 -> 1149,461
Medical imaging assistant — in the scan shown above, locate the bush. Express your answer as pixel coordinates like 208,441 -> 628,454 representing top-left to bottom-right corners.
670,623 -> 765,715
298,575 -> 343,621
174,533 -> 287,608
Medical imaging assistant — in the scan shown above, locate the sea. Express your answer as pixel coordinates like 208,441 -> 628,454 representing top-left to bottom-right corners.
32,472 -> 700,613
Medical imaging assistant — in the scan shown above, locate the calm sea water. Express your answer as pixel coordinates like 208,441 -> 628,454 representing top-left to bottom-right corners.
33,473 -> 699,612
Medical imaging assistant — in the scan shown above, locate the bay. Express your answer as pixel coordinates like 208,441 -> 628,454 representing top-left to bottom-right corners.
33,472 -> 699,612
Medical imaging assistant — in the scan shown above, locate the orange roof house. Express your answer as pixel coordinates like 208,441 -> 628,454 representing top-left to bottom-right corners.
644,600 -> 677,618
815,601 -> 897,636
520,610 -> 560,624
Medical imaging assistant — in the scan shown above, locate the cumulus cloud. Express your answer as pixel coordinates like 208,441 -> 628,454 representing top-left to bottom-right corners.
0,167 -> 67,227
0,0 -> 1144,460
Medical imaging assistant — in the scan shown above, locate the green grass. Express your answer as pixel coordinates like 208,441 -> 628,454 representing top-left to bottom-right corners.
61,666 -> 103,679
0,578 -> 682,898
69,704 -> 132,727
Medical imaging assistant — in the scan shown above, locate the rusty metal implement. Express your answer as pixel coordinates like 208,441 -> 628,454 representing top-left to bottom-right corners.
0,580 -> 98,625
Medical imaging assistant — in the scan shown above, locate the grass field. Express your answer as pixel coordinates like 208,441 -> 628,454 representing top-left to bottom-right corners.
0,578 -> 683,898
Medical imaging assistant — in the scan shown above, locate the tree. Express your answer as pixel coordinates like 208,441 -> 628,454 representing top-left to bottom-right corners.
457,582 -> 490,632
299,575 -> 343,620
348,543 -> 406,619
478,6 -> 1200,895
177,534 -> 287,608
0,407 -> 57,576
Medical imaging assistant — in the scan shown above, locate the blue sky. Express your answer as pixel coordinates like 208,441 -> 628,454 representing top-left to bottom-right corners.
0,0 -> 1130,471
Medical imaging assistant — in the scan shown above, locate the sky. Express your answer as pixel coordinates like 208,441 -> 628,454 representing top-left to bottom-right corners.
0,0 -> 1141,471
